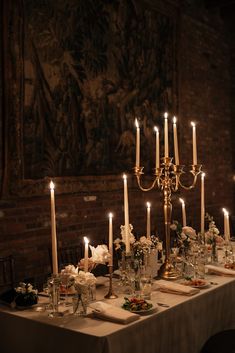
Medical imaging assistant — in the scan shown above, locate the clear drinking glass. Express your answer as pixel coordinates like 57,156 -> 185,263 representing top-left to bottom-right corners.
140,266 -> 152,300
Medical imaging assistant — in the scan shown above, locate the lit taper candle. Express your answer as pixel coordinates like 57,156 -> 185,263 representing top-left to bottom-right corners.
223,208 -> 230,242
154,126 -> 160,169
84,236 -> 89,272
123,174 -> 130,253
135,118 -> 140,168
179,198 -> 187,227
49,181 -> 58,275
108,213 -> 113,266
200,173 -> 205,235
146,202 -> 151,239
191,122 -> 197,165
173,116 -> 179,165
164,112 -> 169,158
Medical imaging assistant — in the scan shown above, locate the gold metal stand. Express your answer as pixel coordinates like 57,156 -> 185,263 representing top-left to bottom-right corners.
104,265 -> 118,299
134,158 -> 202,280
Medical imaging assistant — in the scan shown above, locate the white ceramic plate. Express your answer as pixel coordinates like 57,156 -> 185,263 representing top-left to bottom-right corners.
123,302 -> 158,315
181,280 -> 209,289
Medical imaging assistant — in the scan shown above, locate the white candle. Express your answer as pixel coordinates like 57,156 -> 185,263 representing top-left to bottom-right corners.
84,236 -> 89,272
227,212 -> 231,240
223,208 -> 230,242
135,119 -> 140,168
200,173 -> 205,235
179,198 -> 187,227
146,202 -> 151,239
108,213 -> 113,266
154,126 -> 160,169
49,181 -> 58,275
173,116 -> 179,165
191,122 -> 197,165
164,112 -> 169,158
123,174 -> 130,253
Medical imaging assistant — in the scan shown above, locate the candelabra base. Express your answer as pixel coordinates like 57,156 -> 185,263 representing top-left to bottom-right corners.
104,265 -> 118,299
158,259 -> 181,280
104,292 -> 118,299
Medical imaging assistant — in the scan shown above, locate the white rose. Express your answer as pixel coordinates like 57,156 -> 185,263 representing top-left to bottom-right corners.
182,226 -> 197,239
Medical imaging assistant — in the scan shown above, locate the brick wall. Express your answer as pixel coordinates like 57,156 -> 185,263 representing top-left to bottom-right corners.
0,0 -> 234,286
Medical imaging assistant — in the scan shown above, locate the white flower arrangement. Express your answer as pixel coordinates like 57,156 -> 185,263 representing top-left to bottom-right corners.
61,264 -> 78,277
13,282 -> 38,307
78,244 -> 111,272
114,224 -> 136,251
205,213 -> 224,245
15,282 -> 38,295
139,236 -> 153,247
89,244 -> 111,264
74,271 -> 97,292
182,226 -> 197,241
171,220 -> 197,251
120,224 -> 136,244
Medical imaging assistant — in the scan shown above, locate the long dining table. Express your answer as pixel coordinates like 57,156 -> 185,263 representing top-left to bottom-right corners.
0,274 -> 235,353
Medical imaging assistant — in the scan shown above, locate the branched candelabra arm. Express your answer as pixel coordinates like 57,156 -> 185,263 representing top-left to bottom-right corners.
134,166 -> 159,192
178,164 -> 202,190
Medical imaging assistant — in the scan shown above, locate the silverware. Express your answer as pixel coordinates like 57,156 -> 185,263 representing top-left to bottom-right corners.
157,302 -> 170,308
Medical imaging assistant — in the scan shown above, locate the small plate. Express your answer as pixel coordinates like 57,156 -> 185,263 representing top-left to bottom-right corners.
181,279 -> 209,289
129,304 -> 158,315
123,301 -> 158,315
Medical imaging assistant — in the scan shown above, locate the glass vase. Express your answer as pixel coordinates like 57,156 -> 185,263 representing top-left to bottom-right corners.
73,287 -> 89,316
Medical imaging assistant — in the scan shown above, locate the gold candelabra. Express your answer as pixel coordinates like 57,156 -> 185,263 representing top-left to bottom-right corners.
134,157 -> 202,279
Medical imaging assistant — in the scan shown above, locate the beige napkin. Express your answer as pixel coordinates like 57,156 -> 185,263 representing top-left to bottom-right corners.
89,301 -> 140,324
156,279 -> 200,296
206,265 -> 235,276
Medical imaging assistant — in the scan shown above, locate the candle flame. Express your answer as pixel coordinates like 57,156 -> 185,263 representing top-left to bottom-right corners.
135,118 -> 139,128
154,126 -> 159,133
173,116 -> 177,124
123,173 -> 127,180
49,181 -> 55,190
191,121 -> 196,127
222,208 -> 229,216
109,212 -> 113,218
179,198 -> 185,205
201,172 -> 205,178
146,202 -> 151,208
164,112 -> 168,119
84,236 -> 89,244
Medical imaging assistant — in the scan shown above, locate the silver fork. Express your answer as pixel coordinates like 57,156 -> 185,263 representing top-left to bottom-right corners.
157,302 -> 170,308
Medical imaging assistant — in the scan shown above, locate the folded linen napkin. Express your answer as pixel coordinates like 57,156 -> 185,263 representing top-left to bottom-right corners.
156,280 -> 200,296
206,265 -> 235,276
89,301 -> 140,324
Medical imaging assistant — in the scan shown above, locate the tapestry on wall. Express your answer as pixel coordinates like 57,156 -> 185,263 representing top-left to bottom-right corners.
23,0 -> 177,178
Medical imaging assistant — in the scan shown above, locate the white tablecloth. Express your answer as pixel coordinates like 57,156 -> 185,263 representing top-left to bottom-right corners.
0,275 -> 235,353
